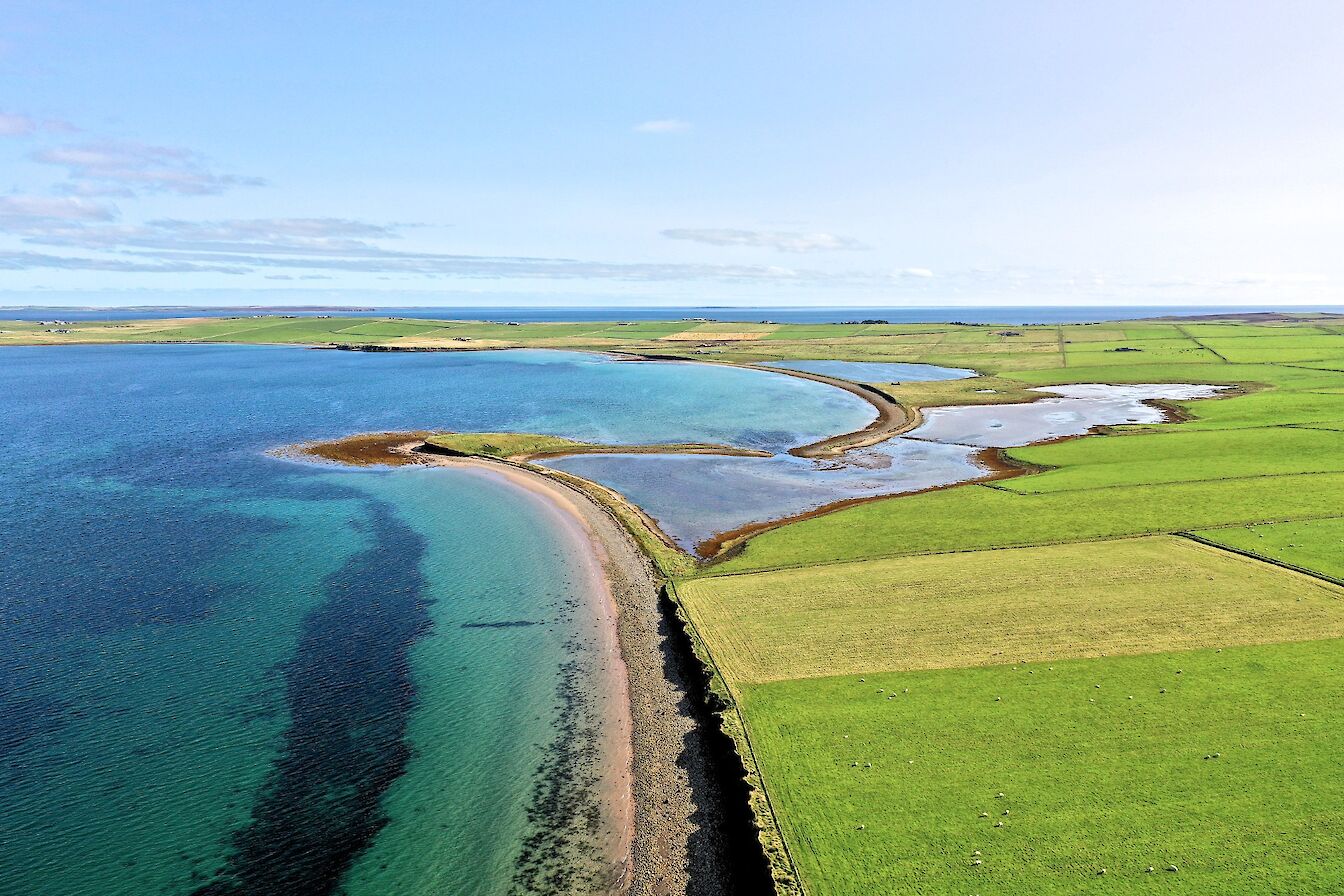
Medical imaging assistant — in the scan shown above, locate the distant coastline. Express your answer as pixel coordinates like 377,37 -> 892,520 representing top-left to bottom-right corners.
6,303 -> 1344,325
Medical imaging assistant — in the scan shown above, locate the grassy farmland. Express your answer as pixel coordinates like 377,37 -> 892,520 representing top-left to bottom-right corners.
8,312 -> 1344,893
741,639 -> 1344,896
659,315 -> 1344,893
678,536 -> 1344,684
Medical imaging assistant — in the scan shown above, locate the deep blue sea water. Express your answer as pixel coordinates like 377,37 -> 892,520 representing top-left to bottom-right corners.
0,345 -> 871,896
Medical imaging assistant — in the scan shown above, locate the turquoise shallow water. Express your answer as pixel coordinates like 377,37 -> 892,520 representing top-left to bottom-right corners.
0,344 -> 871,896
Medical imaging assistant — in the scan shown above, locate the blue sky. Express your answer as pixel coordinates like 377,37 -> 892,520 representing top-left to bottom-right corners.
2,1 -> 1342,307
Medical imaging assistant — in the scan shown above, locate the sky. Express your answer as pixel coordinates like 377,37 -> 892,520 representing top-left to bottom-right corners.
2,1 -> 1343,308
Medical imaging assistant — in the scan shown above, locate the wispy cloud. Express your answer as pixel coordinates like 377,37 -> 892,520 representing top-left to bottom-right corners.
31,141 -> 266,195
633,118 -> 692,134
661,228 -> 867,253
0,249 -> 248,274
23,216 -> 405,256
898,267 -> 934,278
0,112 -> 76,137
0,195 -> 117,228
1,209 -> 902,284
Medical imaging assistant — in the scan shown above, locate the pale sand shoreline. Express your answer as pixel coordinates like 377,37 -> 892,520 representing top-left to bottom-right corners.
283,437 -> 744,894
423,455 -> 748,894
448,460 -> 637,892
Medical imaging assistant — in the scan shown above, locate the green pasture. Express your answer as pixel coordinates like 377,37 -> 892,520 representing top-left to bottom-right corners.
1193,517 -> 1344,581
423,432 -> 592,458
1001,426 -> 1344,493
590,321 -> 695,339
880,375 -> 1040,409
680,536 -> 1344,684
707,473 -> 1344,574
742,638 -> 1344,896
760,325 -> 868,340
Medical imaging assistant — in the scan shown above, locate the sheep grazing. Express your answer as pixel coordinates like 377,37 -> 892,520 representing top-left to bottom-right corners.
1167,865 -> 1179,872
1097,868 -> 1106,876
994,821 -> 1004,828
979,812 -> 989,818
996,792 -> 1005,798
971,859 -> 982,866
1146,866 -> 1155,873
856,824 -> 865,830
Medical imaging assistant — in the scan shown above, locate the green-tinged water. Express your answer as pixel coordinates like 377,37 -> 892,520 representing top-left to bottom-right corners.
0,344 -> 871,895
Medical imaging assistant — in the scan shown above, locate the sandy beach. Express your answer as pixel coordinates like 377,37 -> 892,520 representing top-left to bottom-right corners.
285,434 -> 754,895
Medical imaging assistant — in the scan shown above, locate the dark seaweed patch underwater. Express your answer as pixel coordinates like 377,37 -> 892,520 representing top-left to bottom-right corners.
193,506 -> 430,895
0,344 -> 871,896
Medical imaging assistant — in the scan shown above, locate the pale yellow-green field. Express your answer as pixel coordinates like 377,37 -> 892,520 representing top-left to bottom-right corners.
677,535 -> 1344,685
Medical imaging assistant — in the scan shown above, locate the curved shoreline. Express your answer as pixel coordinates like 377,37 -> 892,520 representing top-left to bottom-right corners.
694,445 -> 1038,559
606,351 -> 915,459
280,434 -> 765,895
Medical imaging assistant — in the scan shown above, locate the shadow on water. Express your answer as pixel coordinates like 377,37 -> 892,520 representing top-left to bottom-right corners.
193,504 -> 431,896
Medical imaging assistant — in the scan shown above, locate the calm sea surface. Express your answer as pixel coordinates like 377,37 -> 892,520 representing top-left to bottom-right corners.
0,345 -> 871,896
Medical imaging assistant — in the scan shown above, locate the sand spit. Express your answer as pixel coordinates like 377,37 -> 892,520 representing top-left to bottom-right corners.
604,351 -> 914,459
281,432 -> 766,895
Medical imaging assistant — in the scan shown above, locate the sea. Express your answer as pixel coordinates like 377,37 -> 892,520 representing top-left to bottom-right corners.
0,345 -> 870,896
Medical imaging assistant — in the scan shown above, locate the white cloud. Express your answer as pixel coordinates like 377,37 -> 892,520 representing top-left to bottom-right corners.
0,112 -> 75,137
899,267 -> 934,278
0,249 -> 247,273
661,228 -> 867,253
0,113 -> 36,137
633,118 -> 692,134
32,141 -> 266,195
0,195 -> 117,229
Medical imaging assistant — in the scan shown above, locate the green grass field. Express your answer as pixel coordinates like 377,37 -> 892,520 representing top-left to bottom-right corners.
423,432 -> 592,458
1193,517 -> 1344,581
742,638 -> 1344,895
1000,426 -> 1344,493
679,536 -> 1344,684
